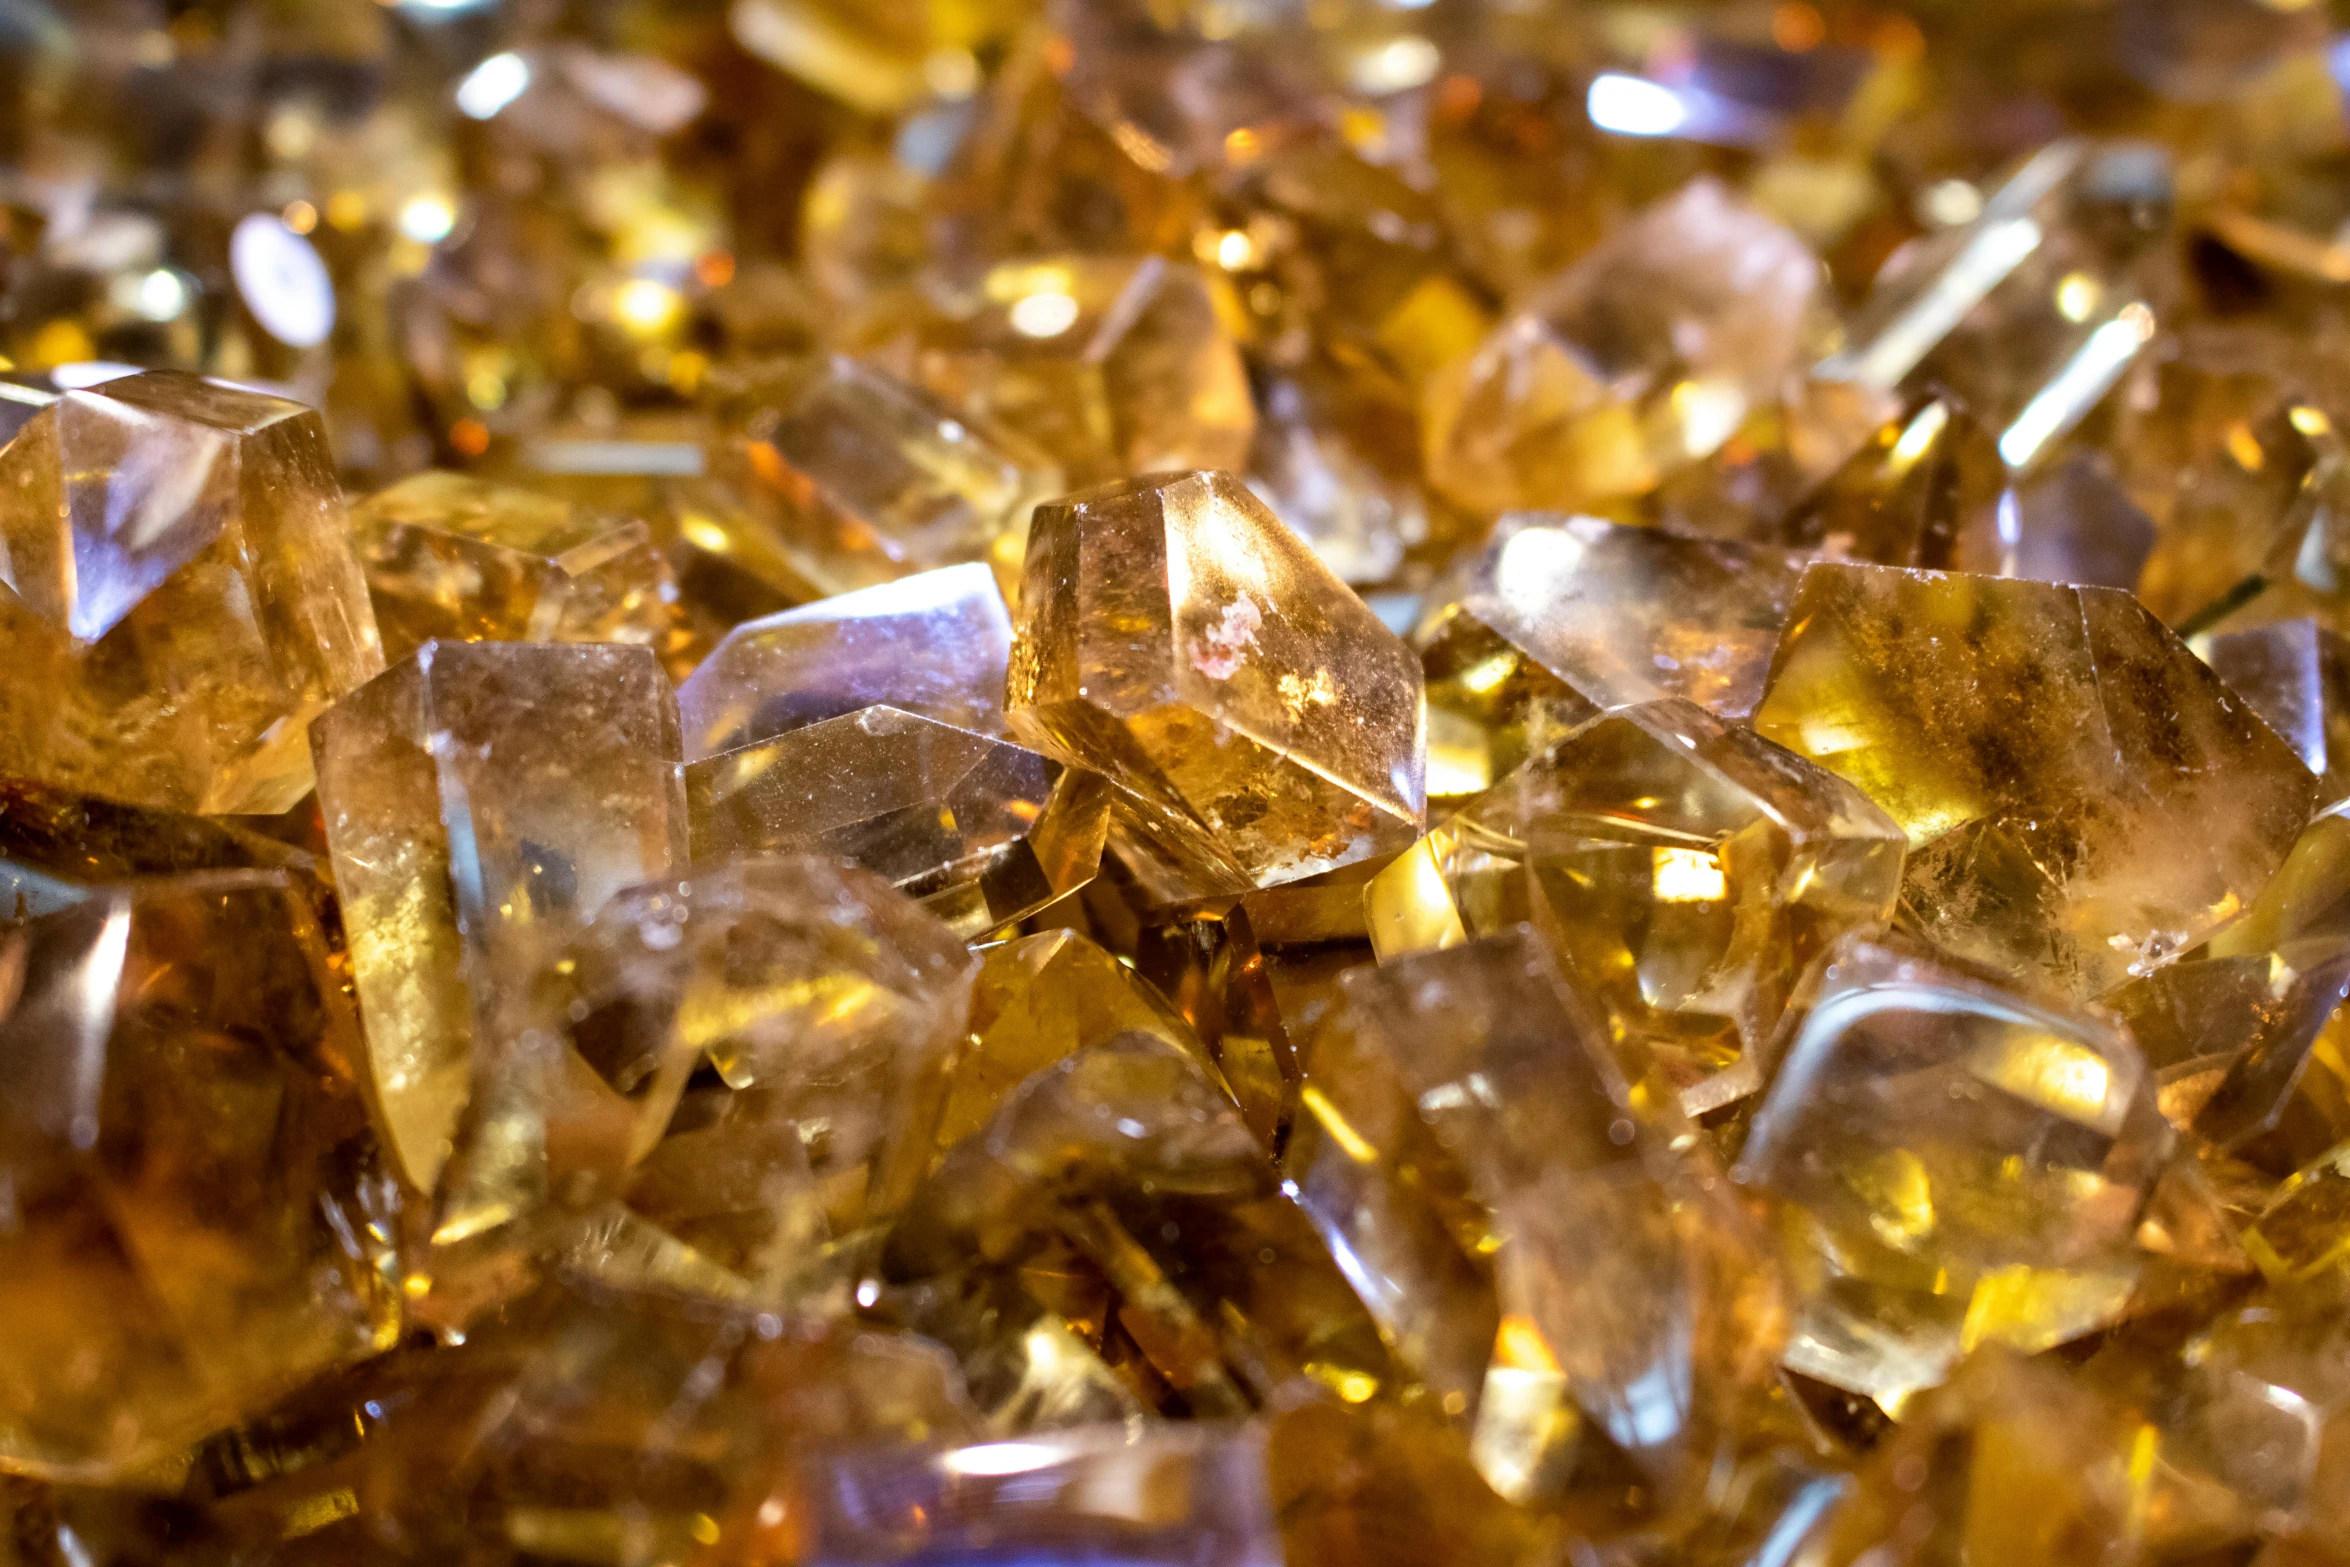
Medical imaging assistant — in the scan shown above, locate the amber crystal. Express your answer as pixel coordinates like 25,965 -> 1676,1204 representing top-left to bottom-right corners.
0,372 -> 381,814
0,873 -> 397,1479
349,469 -> 676,665
1754,561 -> 2316,998
1738,937 -> 2174,1408
310,641 -> 686,1215
684,704 -> 1109,938
1416,514 -> 1811,806
1367,698 -> 1906,1115
1007,469 -> 1425,898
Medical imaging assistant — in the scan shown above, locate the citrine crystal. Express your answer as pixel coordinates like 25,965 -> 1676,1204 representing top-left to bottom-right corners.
1738,937 -> 2173,1408
1416,514 -> 1811,805
1754,561 -> 2316,998
1008,470 -> 1425,898
685,705 -> 1108,938
874,254 -> 1257,490
709,354 -> 1062,600
674,561 -> 1014,759
1295,932 -> 1786,1501
2207,619 -> 2350,810
1423,177 -> 1830,517
0,873 -> 396,1479
349,469 -> 677,665
0,775 -> 323,930
1367,698 -> 1906,1115
310,641 -> 686,1214
0,371 -> 381,813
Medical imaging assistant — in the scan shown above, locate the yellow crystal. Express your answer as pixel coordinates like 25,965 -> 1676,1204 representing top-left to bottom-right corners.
1367,698 -> 1906,1115
1416,514 -> 1811,805
0,873 -> 398,1480
310,641 -> 687,1215
349,469 -> 677,665
1423,176 -> 1831,516
0,371 -> 382,813
1737,937 -> 2172,1409
685,704 -> 1109,938
1753,561 -> 2316,999
1008,469 -> 1425,898
2206,619 -> 2350,811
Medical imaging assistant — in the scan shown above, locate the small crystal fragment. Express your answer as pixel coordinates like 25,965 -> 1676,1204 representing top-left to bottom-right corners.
1423,177 -> 1830,516
0,873 -> 397,1479
709,354 -> 1062,600
674,561 -> 1013,758
1007,470 -> 1425,898
349,470 -> 677,665
0,371 -> 383,813
310,641 -> 687,1215
1367,698 -> 1906,1115
1247,361 -> 1432,587
1416,514 -> 1811,806
0,775 -> 324,930
685,704 -> 1109,938
1737,937 -> 2173,1408
1753,561 -> 2316,999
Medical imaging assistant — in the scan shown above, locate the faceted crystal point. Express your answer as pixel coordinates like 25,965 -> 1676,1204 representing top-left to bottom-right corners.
1246,362 -> 1431,587
673,561 -> 1014,759
1310,932 -> 1787,1499
2206,619 -> 2350,810
1737,936 -> 2173,1409
1007,470 -> 1426,899
1777,393 -> 2010,568
0,873 -> 397,1479
708,354 -> 1062,601
684,704 -> 1109,938
310,640 -> 687,1211
349,470 -> 677,666
1423,177 -> 1831,517
0,371 -> 382,814
1416,514 -> 1811,806
879,255 -> 1256,491
1753,562 -> 2316,999
1367,698 -> 1907,1116
545,856 -> 977,1302
888,1030 -> 1395,1419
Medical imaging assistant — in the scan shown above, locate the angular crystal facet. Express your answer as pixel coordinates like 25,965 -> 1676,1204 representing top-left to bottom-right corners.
1368,698 -> 1906,1115
350,470 -> 677,666
1296,932 -> 1786,1500
1753,562 -> 2316,999
0,775 -> 324,931
2206,619 -> 2350,811
546,857 -> 977,1302
310,641 -> 687,1215
1416,515 -> 1810,806
1737,937 -> 2173,1408
709,354 -> 1062,601
1423,177 -> 1830,516
888,1031 -> 1394,1419
1008,470 -> 1425,898
0,371 -> 382,813
877,255 -> 1256,490
685,704 -> 1109,938
0,873 -> 397,1479
674,561 -> 1014,759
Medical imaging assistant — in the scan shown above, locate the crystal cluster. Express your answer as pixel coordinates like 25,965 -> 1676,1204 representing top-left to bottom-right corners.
16,2 -> 2350,1563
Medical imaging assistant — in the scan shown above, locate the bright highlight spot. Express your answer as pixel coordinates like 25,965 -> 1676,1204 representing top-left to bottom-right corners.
456,51 -> 531,120
938,1441 -> 1067,1477
613,279 -> 682,336
397,195 -> 457,244
1008,290 -> 1080,338
1588,73 -> 1687,138
1652,847 -> 1728,903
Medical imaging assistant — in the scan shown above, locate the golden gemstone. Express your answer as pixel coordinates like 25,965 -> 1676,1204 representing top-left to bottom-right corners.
1008,469 -> 1425,898
0,371 -> 382,813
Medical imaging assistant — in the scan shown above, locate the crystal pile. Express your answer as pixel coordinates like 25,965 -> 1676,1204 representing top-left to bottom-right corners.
23,1 -> 2350,1562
